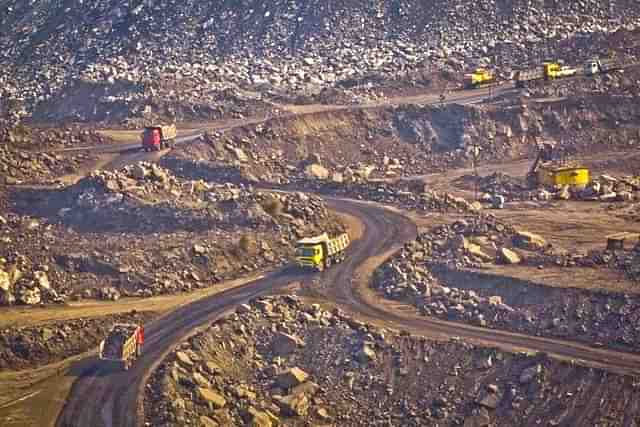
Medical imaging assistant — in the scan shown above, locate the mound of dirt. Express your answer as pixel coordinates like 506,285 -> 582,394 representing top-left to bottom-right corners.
1,164 -> 344,305
374,216 -> 640,353
145,295 -> 640,426
4,0 -> 640,122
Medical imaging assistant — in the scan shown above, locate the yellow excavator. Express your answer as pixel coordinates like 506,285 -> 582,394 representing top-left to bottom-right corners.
526,141 -> 590,189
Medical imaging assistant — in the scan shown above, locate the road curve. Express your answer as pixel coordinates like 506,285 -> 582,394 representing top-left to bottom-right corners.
56,197 -> 640,427
54,196 -> 417,427
54,83 -> 640,426
54,85 -> 507,427
325,199 -> 640,377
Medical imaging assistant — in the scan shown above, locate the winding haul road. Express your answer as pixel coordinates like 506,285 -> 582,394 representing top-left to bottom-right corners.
55,85 -> 640,427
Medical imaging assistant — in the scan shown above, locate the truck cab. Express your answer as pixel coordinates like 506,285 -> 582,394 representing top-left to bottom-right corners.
295,241 -> 325,270
584,60 -> 600,76
141,127 -> 162,151
141,124 -> 177,151
295,232 -> 349,272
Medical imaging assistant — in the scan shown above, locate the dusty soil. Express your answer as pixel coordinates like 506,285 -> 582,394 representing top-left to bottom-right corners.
145,295 -> 640,427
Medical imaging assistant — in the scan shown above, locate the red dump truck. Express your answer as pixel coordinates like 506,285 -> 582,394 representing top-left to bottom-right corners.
99,323 -> 144,370
141,124 -> 177,151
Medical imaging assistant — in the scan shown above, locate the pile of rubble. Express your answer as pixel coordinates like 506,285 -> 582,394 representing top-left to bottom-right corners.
0,145 -> 94,185
0,164 -> 344,305
2,1 -> 640,121
462,172 -> 640,204
0,249 -> 63,306
145,295 -> 640,426
0,311 -> 153,370
373,217 -> 640,351
305,180 -> 480,214
0,122 -> 108,149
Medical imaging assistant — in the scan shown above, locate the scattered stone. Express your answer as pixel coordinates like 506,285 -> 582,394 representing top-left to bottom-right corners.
197,387 -> 226,409
271,332 -> 305,356
276,367 -> 309,389
276,393 -> 310,417
499,247 -> 522,265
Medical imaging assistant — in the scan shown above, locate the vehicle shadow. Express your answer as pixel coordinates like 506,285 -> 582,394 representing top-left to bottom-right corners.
65,356 -> 118,378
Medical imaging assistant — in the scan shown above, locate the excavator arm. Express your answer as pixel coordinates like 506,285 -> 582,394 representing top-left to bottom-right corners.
526,142 -> 555,188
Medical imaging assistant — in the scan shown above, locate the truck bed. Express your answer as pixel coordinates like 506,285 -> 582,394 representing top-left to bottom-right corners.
326,233 -> 349,256
101,324 -> 138,360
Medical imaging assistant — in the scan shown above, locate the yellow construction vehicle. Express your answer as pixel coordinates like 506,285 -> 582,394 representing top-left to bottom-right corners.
295,232 -> 350,271
526,141 -> 590,189
463,68 -> 496,89
516,61 -> 578,87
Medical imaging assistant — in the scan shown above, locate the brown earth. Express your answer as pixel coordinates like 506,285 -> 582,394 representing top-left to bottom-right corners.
3,52 -> 640,427
145,295 -> 640,427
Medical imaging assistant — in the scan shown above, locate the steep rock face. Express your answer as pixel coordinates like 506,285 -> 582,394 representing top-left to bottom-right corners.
1,1 -> 639,121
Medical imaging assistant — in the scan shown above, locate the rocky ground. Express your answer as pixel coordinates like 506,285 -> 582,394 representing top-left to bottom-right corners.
156,89 -> 640,190
373,214 -> 640,353
145,295 -> 640,427
2,1 -> 640,123
0,310 -> 153,371
0,162 -> 344,306
0,121 -> 108,185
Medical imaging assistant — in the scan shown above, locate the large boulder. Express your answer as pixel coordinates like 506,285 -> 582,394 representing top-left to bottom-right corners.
276,393 -> 309,417
276,367 -> 309,389
513,230 -> 547,251
197,387 -> 226,409
304,163 -> 329,180
130,163 -> 149,180
245,407 -> 277,427
33,271 -> 50,289
199,416 -> 219,427
271,332 -> 305,356
498,247 -> 521,264
467,243 -> 494,262
355,344 -> 377,363
0,268 -> 10,292
16,285 -> 41,305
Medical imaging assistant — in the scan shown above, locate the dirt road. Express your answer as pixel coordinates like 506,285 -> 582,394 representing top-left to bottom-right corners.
55,197 -> 640,427
42,84 -> 640,426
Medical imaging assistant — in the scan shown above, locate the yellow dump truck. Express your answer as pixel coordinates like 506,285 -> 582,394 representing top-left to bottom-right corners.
515,62 -> 578,87
295,232 -> 350,271
463,68 -> 496,89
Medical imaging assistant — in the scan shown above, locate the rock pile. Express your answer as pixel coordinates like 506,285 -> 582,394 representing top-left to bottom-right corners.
2,1 -> 640,120
1,164 -> 344,305
472,172 -> 640,203
0,251 -> 63,306
0,145 -> 94,185
309,180 -> 479,214
374,217 -> 640,351
144,295 -> 640,426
